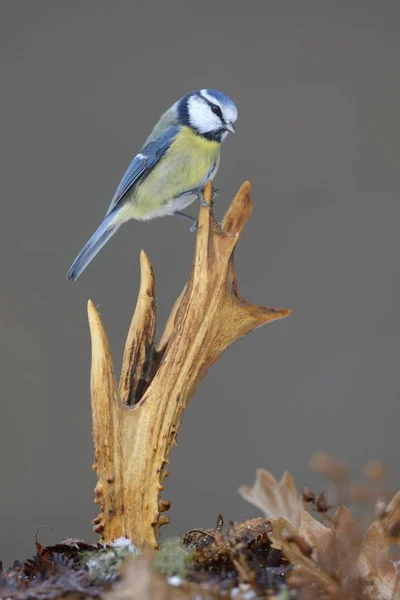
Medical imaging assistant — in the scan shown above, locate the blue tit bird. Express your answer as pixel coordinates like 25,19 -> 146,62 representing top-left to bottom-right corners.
66,89 -> 238,281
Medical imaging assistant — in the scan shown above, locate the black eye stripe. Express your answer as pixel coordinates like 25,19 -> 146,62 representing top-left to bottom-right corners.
211,104 -> 223,119
198,94 -> 224,120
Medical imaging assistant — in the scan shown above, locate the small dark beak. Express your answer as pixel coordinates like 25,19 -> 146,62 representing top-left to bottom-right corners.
224,121 -> 236,133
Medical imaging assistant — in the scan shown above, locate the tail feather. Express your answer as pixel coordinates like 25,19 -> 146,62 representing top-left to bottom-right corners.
67,213 -> 122,281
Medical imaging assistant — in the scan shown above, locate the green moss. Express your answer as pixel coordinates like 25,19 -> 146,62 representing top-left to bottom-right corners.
153,537 -> 194,578
277,585 -> 296,600
80,538 -> 141,584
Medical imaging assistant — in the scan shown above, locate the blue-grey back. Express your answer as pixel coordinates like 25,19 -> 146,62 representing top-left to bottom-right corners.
143,102 -> 179,146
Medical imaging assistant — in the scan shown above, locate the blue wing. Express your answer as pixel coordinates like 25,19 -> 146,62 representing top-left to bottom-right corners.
106,125 -> 180,216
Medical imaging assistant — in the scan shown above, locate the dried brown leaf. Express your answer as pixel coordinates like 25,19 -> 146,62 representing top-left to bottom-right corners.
269,517 -> 348,599
298,511 -> 333,568
358,522 -> 399,600
329,506 -> 360,580
299,505 -> 399,600
239,470 -> 302,527
300,506 -> 361,597
378,491 -> 400,542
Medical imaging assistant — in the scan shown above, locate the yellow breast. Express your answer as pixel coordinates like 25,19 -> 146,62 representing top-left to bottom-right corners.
129,126 -> 221,219
169,126 -> 221,174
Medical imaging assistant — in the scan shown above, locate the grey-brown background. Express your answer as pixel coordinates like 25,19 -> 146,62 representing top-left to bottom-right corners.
1,1 -> 400,565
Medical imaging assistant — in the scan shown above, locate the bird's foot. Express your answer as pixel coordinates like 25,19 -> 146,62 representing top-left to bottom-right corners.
175,211 -> 199,232
199,186 -> 218,206
214,215 -> 223,230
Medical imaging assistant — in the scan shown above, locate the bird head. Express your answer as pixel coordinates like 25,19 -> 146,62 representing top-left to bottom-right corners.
178,89 -> 238,142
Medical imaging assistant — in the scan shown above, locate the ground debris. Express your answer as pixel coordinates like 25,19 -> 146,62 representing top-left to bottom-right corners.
183,516 -> 288,595
0,519 -> 288,599
0,536 -> 123,599
2,456 -> 399,599
0,556 -> 103,600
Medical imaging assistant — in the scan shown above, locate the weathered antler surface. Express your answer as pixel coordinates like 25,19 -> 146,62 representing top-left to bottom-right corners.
88,181 -> 290,548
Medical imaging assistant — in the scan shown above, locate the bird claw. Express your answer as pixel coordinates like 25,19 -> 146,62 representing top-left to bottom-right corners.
214,216 -> 223,230
199,186 -> 218,206
190,220 -> 200,233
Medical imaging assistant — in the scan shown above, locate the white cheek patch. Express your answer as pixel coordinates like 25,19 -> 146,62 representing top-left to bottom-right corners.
187,96 -> 221,134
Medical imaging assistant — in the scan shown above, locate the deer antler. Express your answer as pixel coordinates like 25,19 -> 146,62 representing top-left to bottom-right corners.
87,181 -> 290,548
